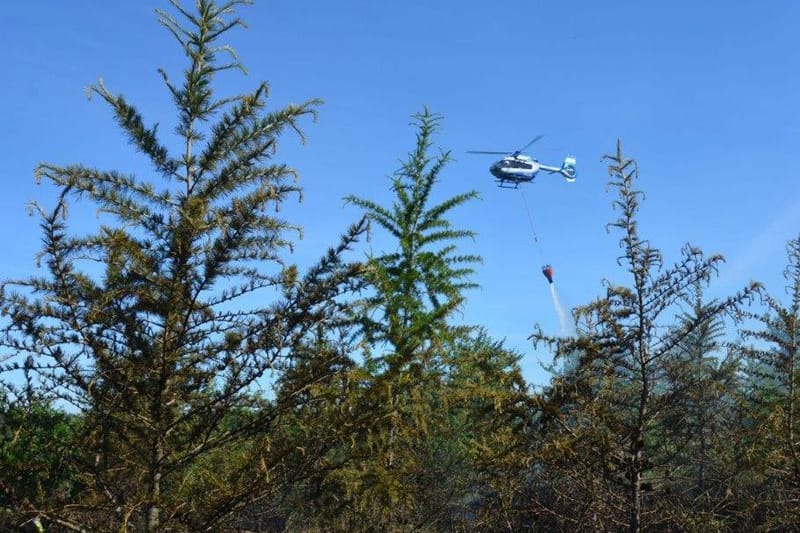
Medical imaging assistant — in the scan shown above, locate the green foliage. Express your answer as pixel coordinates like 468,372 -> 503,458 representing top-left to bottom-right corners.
277,111 -> 531,533
333,110 -> 482,531
0,397 -> 78,528
1,3 -> 798,531
0,1 -> 365,531
655,283 -> 745,528
737,235 -> 800,527
532,140 -> 759,532
346,108 -> 480,366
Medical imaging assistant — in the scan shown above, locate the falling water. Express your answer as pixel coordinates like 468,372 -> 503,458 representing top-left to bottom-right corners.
549,283 -> 571,335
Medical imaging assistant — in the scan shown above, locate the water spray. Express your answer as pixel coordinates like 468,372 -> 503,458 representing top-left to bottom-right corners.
549,283 -> 571,335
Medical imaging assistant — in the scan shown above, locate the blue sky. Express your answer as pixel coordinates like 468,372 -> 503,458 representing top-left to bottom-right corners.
2,1 -> 800,385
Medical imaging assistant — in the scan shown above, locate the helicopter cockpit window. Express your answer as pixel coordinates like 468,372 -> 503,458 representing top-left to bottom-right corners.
508,160 -> 532,170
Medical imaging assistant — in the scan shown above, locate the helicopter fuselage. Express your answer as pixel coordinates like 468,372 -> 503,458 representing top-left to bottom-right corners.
490,155 -> 540,183
489,154 -> 576,187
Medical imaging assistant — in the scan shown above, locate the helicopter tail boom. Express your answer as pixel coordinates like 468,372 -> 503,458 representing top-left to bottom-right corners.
540,156 -> 577,182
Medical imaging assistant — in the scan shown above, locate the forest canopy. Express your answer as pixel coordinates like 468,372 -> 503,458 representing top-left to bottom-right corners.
1,2 -> 798,532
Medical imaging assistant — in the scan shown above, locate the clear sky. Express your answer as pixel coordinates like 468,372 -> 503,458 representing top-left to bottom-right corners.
2,1 -> 799,385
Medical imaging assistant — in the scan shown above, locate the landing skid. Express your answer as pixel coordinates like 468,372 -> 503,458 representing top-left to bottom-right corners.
496,180 -> 526,189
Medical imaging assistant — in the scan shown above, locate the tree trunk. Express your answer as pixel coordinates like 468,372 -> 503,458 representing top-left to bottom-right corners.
630,357 -> 648,533
630,448 -> 642,533
146,440 -> 164,532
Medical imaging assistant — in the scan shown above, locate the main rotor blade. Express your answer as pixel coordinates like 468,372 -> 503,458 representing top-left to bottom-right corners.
517,135 -> 544,154
467,150 -> 510,155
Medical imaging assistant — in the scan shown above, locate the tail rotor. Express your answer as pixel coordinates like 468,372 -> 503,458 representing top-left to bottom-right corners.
560,155 -> 577,182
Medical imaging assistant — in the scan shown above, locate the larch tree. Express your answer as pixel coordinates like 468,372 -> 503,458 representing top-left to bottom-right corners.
0,1 -> 365,531
441,329 -> 532,532
533,141 -> 759,533
335,109 -> 484,531
346,109 -> 480,370
657,282 -> 742,528
738,235 -> 800,528
274,113 -> 529,532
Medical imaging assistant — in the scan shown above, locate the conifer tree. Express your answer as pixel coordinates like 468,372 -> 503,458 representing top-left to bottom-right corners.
336,109 -> 483,531
346,109 -> 480,369
658,282 -> 743,527
274,114 -> 529,531
442,330 -> 532,531
533,141 -> 758,532
738,235 -> 800,527
0,1 -> 365,531
0,395 -> 78,531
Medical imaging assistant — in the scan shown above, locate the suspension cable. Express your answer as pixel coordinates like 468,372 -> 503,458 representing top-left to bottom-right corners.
519,188 -> 546,264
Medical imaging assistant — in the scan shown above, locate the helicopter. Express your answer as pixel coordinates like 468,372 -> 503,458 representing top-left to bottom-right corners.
468,135 -> 576,188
